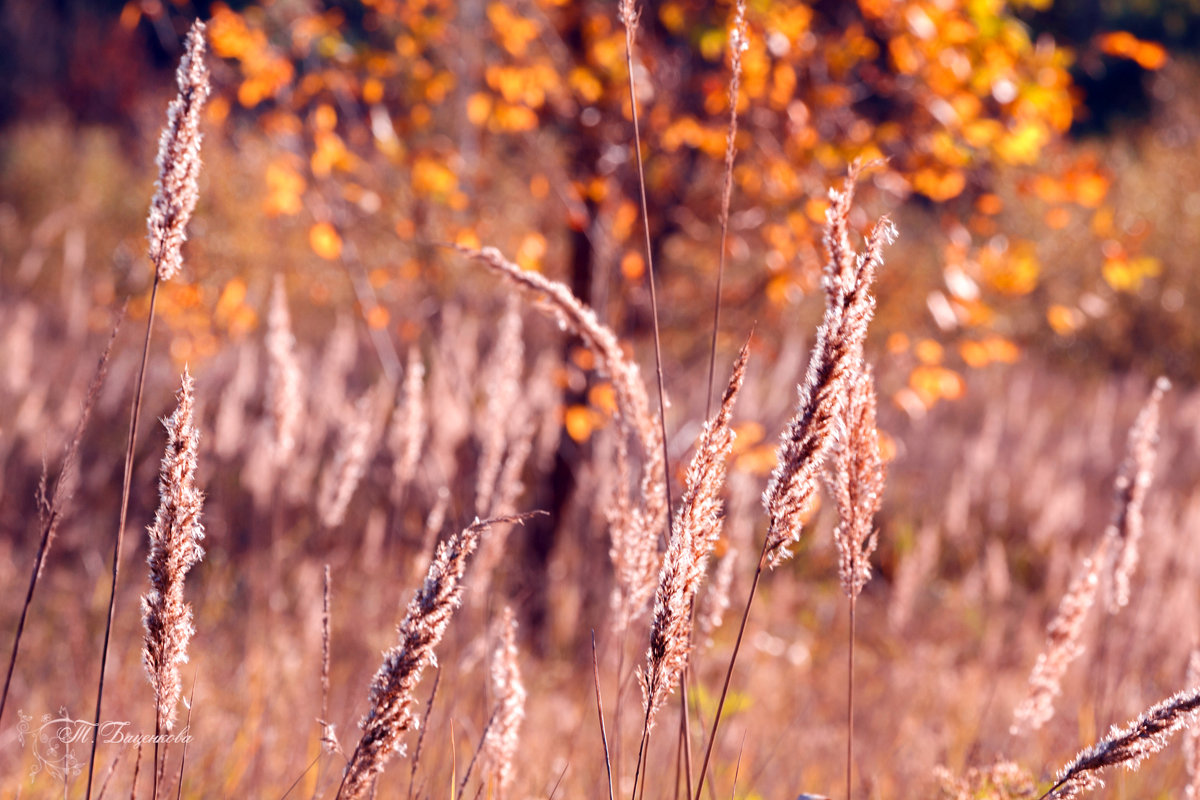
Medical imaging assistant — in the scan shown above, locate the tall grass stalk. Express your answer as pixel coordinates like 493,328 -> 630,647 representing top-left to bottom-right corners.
141,370 -> 206,799
704,0 -> 746,420
336,513 -> 539,799
0,311 -> 120,728
694,171 -> 894,800
827,365 -> 886,800
618,0 -> 681,791
86,20 -> 210,797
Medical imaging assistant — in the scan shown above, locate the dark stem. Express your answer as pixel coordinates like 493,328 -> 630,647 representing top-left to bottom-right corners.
592,632 -> 616,800
0,507 -> 57,725
622,10 -> 675,540
153,713 -> 161,800
693,538 -> 768,800
87,276 -> 162,798
846,594 -> 856,800
407,667 -> 442,800
678,641 -> 694,795
629,701 -> 654,800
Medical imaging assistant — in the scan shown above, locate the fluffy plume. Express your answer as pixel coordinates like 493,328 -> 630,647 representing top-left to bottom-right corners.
266,275 -> 303,462
141,370 -> 205,732
337,515 -> 531,799
1043,685 -> 1200,799
641,343 -> 749,728
147,21 -> 210,282
1012,538 -> 1109,734
389,346 -> 426,501
476,302 -> 524,516
318,388 -> 379,528
1105,376 -> 1169,613
762,170 -> 895,568
828,364 -> 886,598
482,606 -> 526,798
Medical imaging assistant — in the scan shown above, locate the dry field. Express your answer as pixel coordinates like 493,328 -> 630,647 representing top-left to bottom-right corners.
3,11 -> 1200,800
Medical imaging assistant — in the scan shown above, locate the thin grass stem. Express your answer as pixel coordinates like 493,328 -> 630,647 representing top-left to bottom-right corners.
87,275 -> 162,798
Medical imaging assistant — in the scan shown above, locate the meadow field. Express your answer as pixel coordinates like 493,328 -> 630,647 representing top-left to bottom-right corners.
3,2 -> 1200,798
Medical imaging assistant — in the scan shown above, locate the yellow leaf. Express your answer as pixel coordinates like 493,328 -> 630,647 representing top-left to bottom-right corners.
454,228 -> 480,250
309,222 -> 343,260
314,103 -> 337,131
913,167 -> 966,201
466,92 -> 492,126
412,156 -> 459,198
1098,31 -> 1167,70
985,243 -> 1039,295
982,336 -> 1020,363
959,340 -> 989,368
730,421 -> 765,455
909,365 -> 965,407
516,232 -> 547,270
264,160 -> 306,217
915,338 -> 944,365
1047,304 -> 1081,334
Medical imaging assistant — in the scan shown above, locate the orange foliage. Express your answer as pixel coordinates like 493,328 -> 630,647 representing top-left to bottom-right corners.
199,0 -> 1169,399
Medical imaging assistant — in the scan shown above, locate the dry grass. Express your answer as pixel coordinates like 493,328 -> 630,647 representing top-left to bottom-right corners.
5,13 -> 1200,800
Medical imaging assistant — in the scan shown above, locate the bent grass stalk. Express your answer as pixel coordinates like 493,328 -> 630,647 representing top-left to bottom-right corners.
1040,686 -> 1200,799
336,512 -> 541,800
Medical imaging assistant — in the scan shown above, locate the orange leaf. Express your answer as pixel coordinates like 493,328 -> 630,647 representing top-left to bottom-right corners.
565,405 -> 597,442
367,306 -> 390,330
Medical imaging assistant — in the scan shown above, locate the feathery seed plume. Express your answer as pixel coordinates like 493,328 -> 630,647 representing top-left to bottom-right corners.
476,302 -> 524,517
337,514 -> 532,799
318,389 -> 379,528
141,370 -> 205,732
763,169 -> 895,568
829,364 -> 886,598
462,244 -> 666,628
482,606 -> 526,798
266,275 -> 303,462
147,21 -> 210,282
1043,685 -> 1200,799
641,343 -> 749,728
1105,376 -> 1169,613
1012,537 -> 1109,734
389,346 -> 426,501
